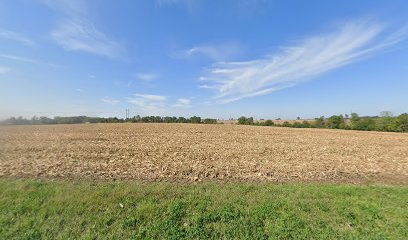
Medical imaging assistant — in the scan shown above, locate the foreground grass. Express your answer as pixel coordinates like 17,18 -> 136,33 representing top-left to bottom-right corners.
0,179 -> 407,239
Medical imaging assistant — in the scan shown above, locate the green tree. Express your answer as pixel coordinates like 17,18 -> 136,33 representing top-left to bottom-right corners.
190,116 -> 202,124
313,116 -> 325,128
238,116 -> 247,125
398,113 -> 408,132
376,111 -> 394,131
203,118 -> 217,124
264,120 -> 274,126
326,115 -> 345,129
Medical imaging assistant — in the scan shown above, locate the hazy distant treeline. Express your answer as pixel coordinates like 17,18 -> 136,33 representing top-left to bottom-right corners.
0,115 -> 218,125
2,112 -> 407,133
238,112 -> 408,133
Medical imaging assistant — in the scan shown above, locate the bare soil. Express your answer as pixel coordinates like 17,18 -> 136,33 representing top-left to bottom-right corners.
0,123 -> 407,184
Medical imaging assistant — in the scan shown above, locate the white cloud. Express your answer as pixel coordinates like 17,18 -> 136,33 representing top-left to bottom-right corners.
200,20 -> 408,103
133,94 -> 167,101
41,0 -> 87,16
101,96 -> 120,105
198,84 -> 214,89
173,98 -> 192,108
52,20 -> 122,58
0,29 -> 34,46
156,0 -> 271,15
183,42 -> 243,61
127,94 -> 167,115
75,88 -> 84,92
0,54 -> 63,68
45,0 -> 123,59
0,65 -> 10,74
0,54 -> 38,64
89,74 -> 95,78
135,73 -> 159,81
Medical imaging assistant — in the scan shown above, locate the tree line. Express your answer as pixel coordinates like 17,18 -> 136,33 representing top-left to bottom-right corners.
0,115 -> 218,125
2,112 -> 407,133
238,112 -> 408,133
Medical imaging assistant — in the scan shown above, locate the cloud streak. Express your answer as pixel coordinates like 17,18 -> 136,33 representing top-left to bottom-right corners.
135,73 -> 159,81
52,20 -> 123,58
0,29 -> 34,46
101,96 -> 120,105
127,94 -> 167,115
0,54 -> 63,68
200,20 -> 408,103
45,0 -> 123,58
182,43 -> 243,61
173,98 -> 192,108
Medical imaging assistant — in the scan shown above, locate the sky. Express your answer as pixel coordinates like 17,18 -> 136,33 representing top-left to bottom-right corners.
1,0 -> 408,120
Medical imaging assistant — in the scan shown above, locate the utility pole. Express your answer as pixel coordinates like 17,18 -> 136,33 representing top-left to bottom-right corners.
125,109 -> 130,119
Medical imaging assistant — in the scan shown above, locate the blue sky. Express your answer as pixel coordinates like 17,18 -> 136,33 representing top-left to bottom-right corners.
1,0 -> 408,119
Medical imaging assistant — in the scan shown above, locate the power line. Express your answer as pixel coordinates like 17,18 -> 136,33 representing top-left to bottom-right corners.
125,109 -> 130,119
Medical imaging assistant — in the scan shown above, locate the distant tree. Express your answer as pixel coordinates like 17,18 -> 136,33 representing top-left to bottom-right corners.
238,116 -> 248,125
380,111 -> 393,117
350,113 -> 360,122
177,117 -> 188,123
376,111 -> 395,132
282,121 -> 291,127
264,120 -> 274,126
292,122 -> 302,128
397,113 -> 408,132
237,116 -> 254,125
301,120 -> 311,128
313,116 -> 325,128
203,118 -> 217,124
352,118 -> 376,131
190,116 -> 202,124
131,115 -> 141,122
163,116 -> 173,123
327,115 -> 345,129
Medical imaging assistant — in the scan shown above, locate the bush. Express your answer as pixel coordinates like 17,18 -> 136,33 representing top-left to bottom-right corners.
190,116 -> 202,124
264,120 -> 274,126
203,118 -> 217,124
398,113 -> 408,132
313,116 -> 326,128
237,116 -> 254,125
326,115 -> 345,129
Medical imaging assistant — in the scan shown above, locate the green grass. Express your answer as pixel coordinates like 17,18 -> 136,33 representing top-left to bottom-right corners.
0,179 -> 407,239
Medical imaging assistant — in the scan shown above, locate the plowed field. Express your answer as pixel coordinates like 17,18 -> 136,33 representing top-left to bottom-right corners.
1,123 -> 407,184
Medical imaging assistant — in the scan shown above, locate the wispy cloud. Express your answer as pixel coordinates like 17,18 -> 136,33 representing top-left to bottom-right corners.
200,20 -> 408,103
127,94 -> 167,115
52,20 -> 123,58
0,65 -> 10,74
0,29 -> 34,46
134,73 -> 159,81
173,98 -> 192,108
0,54 -> 63,68
101,96 -> 120,105
155,0 -> 202,13
133,94 -> 167,101
155,0 -> 270,15
45,0 -> 123,58
182,43 -> 243,61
